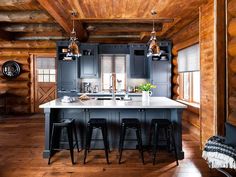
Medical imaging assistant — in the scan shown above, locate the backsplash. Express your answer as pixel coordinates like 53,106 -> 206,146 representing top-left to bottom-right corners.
78,78 -> 148,93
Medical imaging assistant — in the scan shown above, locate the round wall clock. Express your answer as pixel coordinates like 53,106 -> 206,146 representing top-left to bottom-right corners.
2,61 -> 21,78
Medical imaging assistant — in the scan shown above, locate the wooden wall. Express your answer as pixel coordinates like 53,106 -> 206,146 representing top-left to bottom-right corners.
0,40 -> 56,114
171,18 -> 200,137
199,0 -> 226,147
227,0 -> 236,126
199,0 -> 216,146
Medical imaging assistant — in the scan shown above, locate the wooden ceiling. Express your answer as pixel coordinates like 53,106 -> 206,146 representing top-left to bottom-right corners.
0,0 -> 207,43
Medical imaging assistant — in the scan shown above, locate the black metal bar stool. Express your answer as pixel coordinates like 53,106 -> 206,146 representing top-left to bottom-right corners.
118,118 -> 144,164
149,119 -> 178,165
83,118 -> 110,164
48,119 -> 79,165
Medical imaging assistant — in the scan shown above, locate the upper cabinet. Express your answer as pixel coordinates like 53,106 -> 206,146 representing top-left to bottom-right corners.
149,41 -> 172,98
129,44 -> 148,78
56,41 -> 78,92
80,44 -> 99,78
57,59 -> 78,92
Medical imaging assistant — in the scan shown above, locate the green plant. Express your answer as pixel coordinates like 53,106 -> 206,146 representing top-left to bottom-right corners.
138,83 -> 156,91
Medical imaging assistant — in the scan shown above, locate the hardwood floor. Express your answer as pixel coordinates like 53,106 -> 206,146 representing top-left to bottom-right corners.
0,114 -> 235,177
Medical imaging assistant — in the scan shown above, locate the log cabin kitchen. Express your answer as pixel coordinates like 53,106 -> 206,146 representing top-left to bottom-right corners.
0,0 -> 236,177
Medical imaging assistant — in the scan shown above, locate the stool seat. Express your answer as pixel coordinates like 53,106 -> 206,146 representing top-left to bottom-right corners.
150,119 -> 178,165
53,119 -> 74,127
121,118 -> 140,127
119,118 -> 144,164
48,119 -> 80,165
151,119 -> 171,126
88,118 -> 107,127
84,118 -> 110,164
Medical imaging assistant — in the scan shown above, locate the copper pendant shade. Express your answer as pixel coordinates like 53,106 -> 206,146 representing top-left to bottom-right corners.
67,12 -> 81,57
147,10 -> 161,58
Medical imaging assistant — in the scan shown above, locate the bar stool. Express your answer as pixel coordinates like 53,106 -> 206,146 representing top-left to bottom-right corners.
118,118 -> 144,164
83,118 -> 110,164
48,119 -> 80,165
149,119 -> 178,165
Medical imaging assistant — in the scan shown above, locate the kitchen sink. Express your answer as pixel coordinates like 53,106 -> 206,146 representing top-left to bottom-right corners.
96,97 -> 122,100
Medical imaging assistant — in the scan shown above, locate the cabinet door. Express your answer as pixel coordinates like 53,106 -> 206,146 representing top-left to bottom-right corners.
80,44 -> 98,78
57,60 -> 77,91
150,61 -> 171,97
130,44 -> 148,78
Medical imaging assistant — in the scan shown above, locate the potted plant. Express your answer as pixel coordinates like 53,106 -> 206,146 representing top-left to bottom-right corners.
138,83 -> 156,102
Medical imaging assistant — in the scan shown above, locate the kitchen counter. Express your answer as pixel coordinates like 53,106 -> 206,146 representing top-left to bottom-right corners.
40,97 -> 186,160
40,97 -> 186,109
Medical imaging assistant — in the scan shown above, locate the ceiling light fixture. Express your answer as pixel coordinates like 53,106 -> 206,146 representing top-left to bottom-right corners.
67,12 -> 81,58
147,10 -> 162,58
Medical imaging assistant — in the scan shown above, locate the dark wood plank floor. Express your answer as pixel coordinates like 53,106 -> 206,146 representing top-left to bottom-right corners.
0,114 -> 235,177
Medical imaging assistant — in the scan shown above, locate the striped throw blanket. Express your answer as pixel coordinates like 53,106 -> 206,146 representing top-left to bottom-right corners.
202,136 -> 236,169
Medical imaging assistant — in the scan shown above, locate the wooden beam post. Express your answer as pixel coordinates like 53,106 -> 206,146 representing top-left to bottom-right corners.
37,0 -> 88,41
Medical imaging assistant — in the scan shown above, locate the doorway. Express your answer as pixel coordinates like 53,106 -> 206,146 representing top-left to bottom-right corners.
33,55 -> 57,113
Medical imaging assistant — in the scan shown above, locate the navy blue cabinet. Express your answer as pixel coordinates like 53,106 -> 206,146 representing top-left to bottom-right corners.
80,44 -> 99,78
129,44 -> 148,78
150,60 -> 171,97
57,59 -> 78,92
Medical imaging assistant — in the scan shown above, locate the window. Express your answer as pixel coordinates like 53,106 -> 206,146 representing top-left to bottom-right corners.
101,55 -> 126,92
179,71 -> 200,103
36,58 -> 56,83
178,44 -> 200,104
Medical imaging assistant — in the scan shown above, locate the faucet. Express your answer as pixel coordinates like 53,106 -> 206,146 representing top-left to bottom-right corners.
110,74 -> 115,100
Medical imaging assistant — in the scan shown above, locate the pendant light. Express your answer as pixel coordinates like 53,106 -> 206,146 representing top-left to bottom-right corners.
66,12 -> 81,58
147,10 -> 162,58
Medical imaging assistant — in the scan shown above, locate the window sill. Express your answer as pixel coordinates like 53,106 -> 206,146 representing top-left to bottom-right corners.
177,99 -> 200,114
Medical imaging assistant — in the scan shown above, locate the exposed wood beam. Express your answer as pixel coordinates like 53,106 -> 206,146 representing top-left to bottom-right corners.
1,23 -> 62,32
79,18 -> 174,23
87,38 -> 141,44
0,41 -> 56,49
86,23 -> 162,33
0,29 -> 14,40
0,11 -> 54,23
37,0 -> 88,41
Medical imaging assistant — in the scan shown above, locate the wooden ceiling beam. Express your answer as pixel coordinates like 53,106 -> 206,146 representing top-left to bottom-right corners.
0,29 -> 14,41
0,11 -> 54,23
1,23 -> 62,32
79,18 -> 174,23
86,23 -> 162,33
37,0 -> 88,41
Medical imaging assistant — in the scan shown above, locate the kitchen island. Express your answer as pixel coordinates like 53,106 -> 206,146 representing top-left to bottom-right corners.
40,97 -> 187,159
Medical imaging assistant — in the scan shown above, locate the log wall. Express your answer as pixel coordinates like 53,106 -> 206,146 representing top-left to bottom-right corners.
227,0 -> 236,125
0,40 -> 56,114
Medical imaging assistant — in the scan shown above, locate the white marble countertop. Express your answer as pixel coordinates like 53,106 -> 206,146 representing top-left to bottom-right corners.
76,92 -> 142,96
39,97 -> 187,109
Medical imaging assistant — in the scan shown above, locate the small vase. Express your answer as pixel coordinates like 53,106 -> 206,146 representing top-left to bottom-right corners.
142,91 -> 150,102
